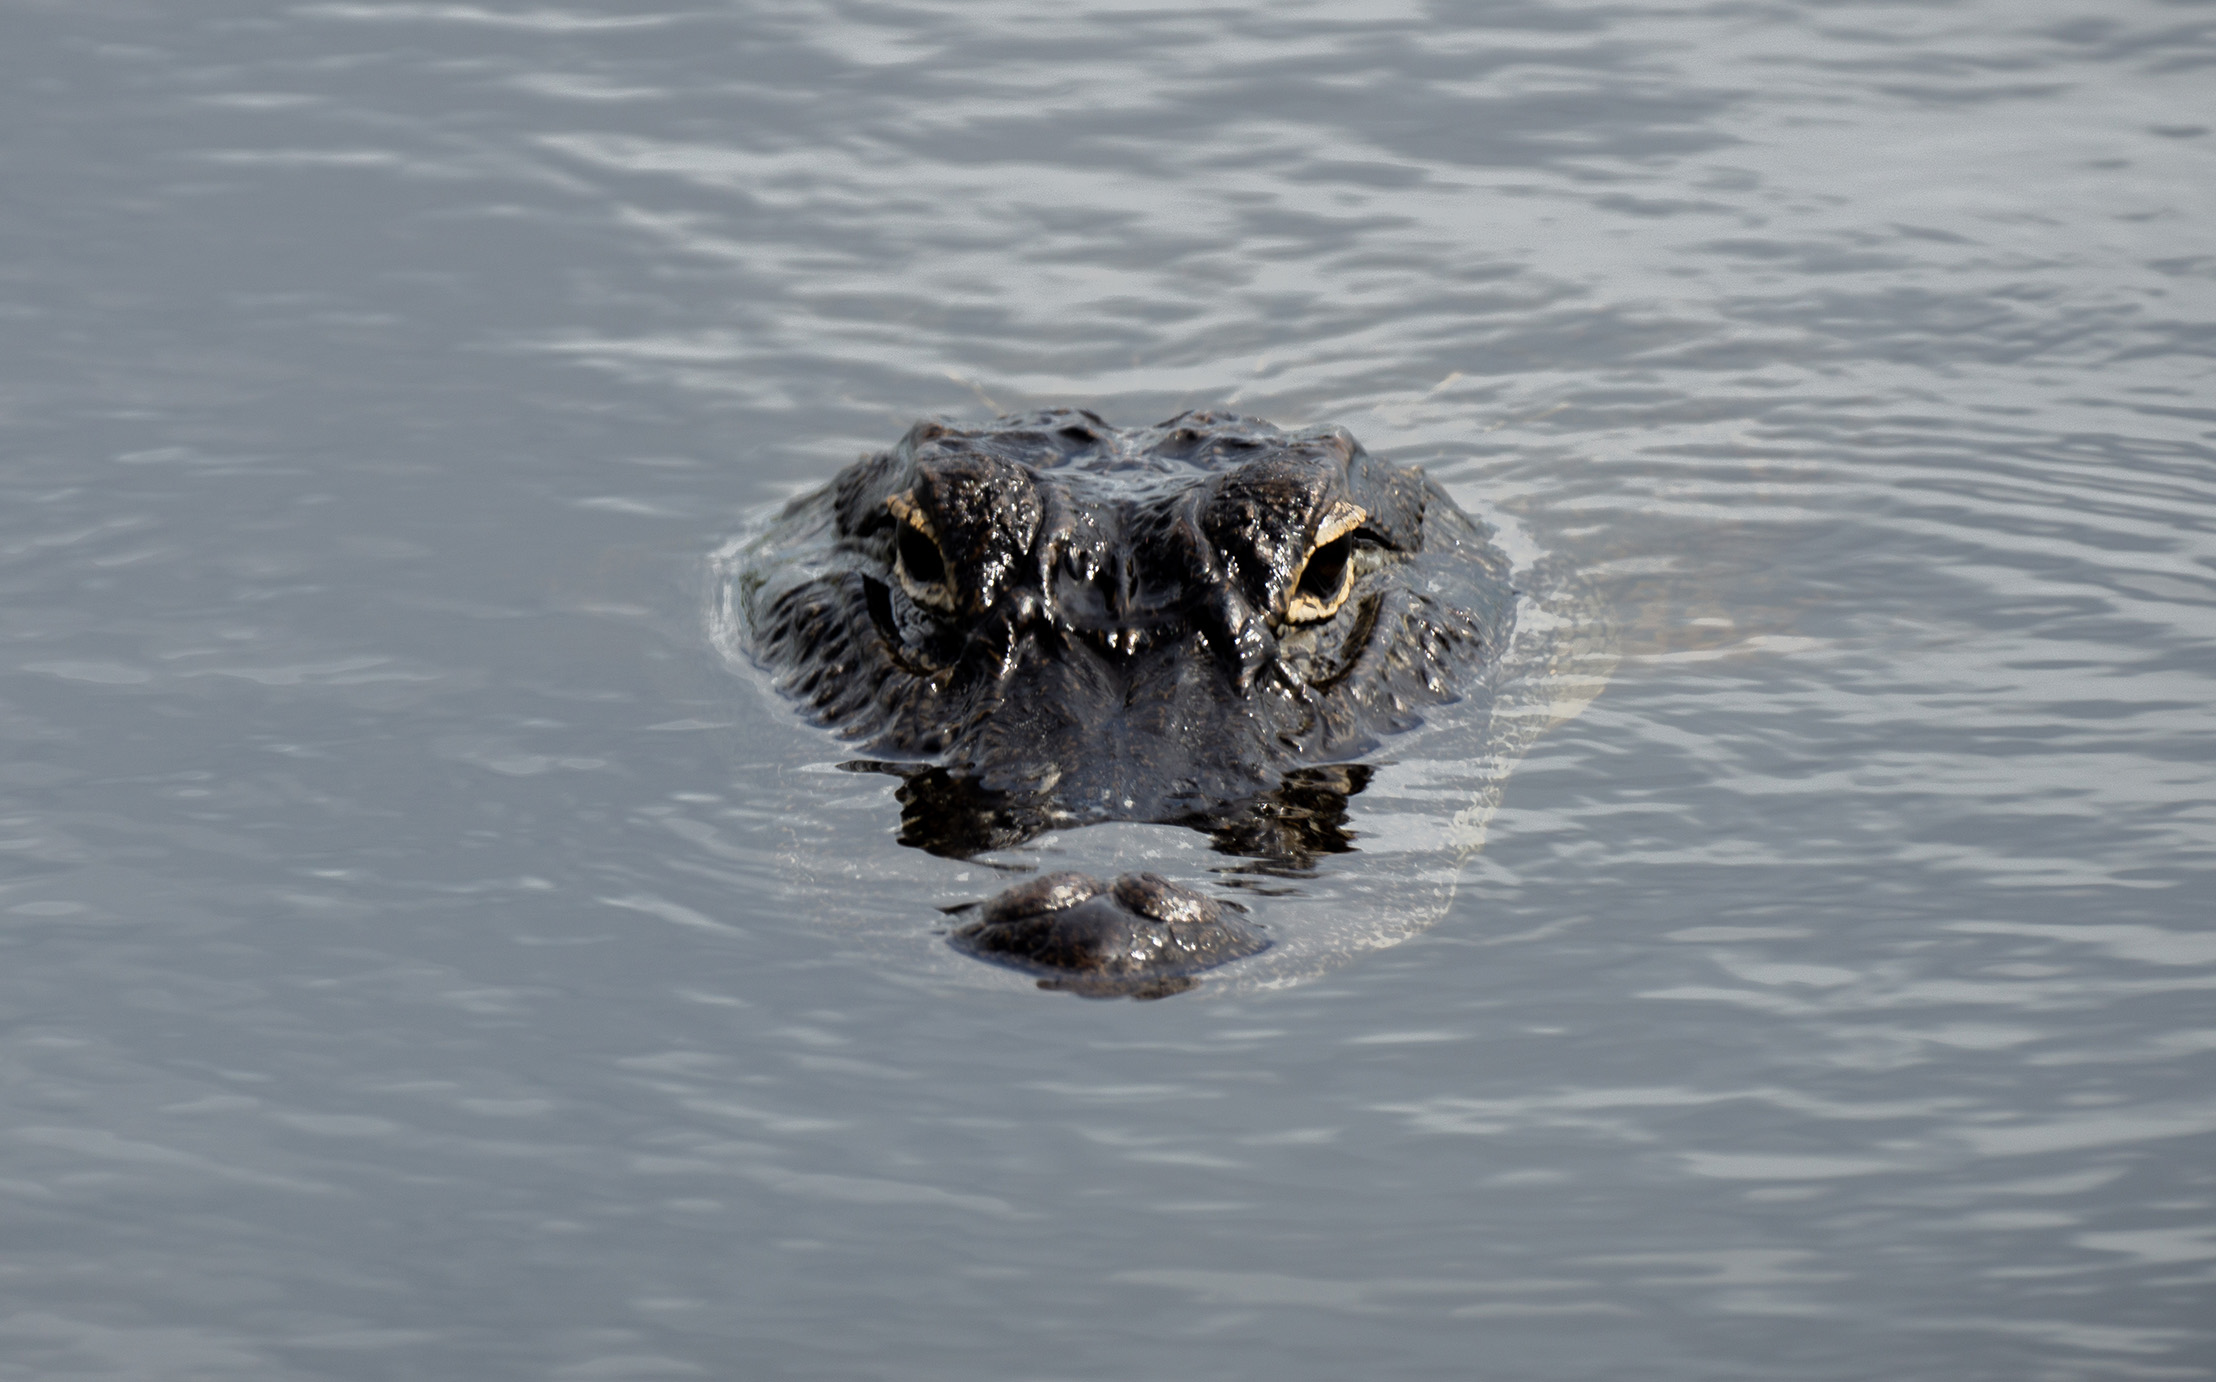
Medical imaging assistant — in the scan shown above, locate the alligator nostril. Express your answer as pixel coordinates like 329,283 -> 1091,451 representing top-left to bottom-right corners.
1084,626 -> 1148,658
951,868 -> 1270,994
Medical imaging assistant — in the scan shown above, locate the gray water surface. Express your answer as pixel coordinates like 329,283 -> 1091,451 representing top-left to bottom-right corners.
5,2 -> 2214,1378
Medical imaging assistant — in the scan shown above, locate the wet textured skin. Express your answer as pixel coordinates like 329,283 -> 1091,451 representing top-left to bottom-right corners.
739,409 -> 1515,995
948,871 -> 1268,1000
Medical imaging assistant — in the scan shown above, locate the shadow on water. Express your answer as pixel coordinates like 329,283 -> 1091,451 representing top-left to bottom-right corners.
861,759 -> 1374,874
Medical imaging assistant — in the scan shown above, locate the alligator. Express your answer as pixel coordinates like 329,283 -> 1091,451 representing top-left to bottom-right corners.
733,408 -> 1518,997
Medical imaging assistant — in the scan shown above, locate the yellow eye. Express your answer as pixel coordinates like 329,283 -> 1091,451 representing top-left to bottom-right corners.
886,491 -> 958,612
1285,501 -> 1365,624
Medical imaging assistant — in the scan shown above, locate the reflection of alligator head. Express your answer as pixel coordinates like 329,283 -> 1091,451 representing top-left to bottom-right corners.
739,409 -> 1514,995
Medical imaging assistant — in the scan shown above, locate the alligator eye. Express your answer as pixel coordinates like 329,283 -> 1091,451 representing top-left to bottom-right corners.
886,491 -> 958,612
1285,501 -> 1366,624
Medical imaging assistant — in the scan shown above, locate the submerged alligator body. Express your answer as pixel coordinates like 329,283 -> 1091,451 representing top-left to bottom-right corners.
735,409 -> 1517,996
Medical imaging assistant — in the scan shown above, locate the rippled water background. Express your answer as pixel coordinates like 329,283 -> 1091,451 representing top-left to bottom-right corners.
6,1 -> 2214,1377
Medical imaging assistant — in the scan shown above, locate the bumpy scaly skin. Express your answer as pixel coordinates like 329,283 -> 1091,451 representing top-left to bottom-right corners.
740,409 -> 1515,993
948,871 -> 1269,1000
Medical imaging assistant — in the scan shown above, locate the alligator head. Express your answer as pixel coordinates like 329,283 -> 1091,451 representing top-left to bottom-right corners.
740,409 -> 1513,995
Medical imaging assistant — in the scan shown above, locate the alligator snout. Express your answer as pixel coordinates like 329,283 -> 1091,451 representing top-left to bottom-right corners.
949,870 -> 1269,999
